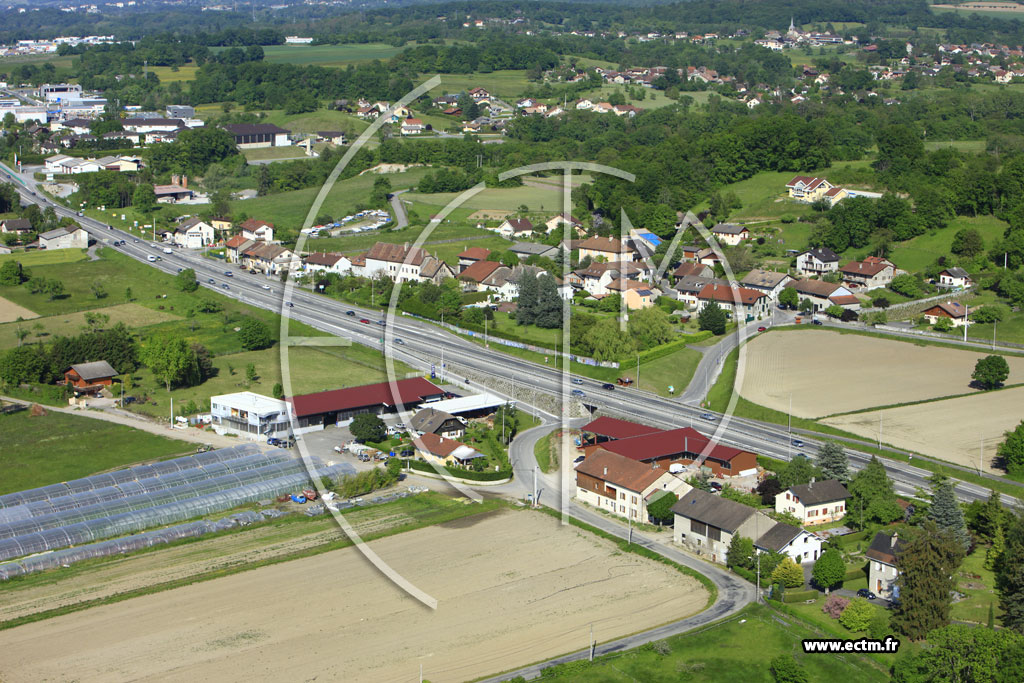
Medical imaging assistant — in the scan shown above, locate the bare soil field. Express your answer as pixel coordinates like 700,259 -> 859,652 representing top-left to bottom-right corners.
933,2 -> 1024,13
0,295 -> 38,323
739,330 -> 1024,419
0,509 -> 706,683
823,386 -> 1024,473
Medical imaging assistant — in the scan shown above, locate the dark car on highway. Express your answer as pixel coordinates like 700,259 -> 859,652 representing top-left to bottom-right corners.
208,278 -> 215,284
221,284 -> 230,290
224,271 -> 233,277
346,310 -> 356,316
601,383 -> 615,390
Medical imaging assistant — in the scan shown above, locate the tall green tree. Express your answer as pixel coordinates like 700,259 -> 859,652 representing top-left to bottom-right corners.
891,624 -> 1024,683
848,456 -> 903,528
698,301 -> 727,335
812,548 -> 845,593
238,317 -> 273,351
996,511 -> 1024,633
771,557 -> 805,589
778,286 -> 798,309
727,534 -> 754,570
816,441 -> 849,483
350,413 -> 386,443
999,420 -> 1024,476
778,457 -> 821,489
928,475 -> 971,551
142,335 -> 199,391
175,268 -> 199,293
973,355 -> 1010,390
891,521 -> 965,640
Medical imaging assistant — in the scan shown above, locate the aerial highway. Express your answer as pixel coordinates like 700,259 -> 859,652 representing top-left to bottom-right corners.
2,168 -> 1016,510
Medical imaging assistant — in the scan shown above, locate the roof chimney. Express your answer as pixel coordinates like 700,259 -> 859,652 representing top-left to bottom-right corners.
809,477 -> 814,488
182,175 -> 188,189
891,531 -> 898,549
603,467 -> 608,476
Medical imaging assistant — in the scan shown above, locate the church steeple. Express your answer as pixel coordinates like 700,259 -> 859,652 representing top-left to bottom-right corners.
789,16 -> 796,32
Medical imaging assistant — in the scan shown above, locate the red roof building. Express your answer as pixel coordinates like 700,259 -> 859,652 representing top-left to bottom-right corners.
585,426 -> 758,478
581,416 -> 664,442
289,378 -> 445,428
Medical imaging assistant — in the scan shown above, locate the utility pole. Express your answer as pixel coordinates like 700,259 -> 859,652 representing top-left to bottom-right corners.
636,352 -> 640,388
170,396 -> 173,428
964,302 -> 969,343
628,512 -> 632,546
878,413 -> 883,449
979,434 -> 984,475
787,393 -> 792,459
993,322 -> 997,351
533,465 -> 538,507
589,624 -> 594,661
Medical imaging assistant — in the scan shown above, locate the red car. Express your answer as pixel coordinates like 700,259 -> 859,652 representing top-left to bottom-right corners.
359,318 -> 370,324
757,326 -> 767,332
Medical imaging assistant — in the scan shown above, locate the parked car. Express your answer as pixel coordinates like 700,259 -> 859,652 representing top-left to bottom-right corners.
709,482 -> 723,492
399,449 -> 414,458
812,319 -> 823,326
757,326 -> 767,332
573,455 -> 586,468
857,589 -> 877,600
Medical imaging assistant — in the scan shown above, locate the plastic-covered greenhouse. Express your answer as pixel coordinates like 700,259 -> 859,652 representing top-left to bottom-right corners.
0,509 -> 291,581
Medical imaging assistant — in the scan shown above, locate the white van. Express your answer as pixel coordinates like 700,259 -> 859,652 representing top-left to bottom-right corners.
162,247 -> 173,254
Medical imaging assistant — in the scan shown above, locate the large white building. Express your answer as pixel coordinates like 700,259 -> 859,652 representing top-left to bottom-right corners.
210,391 -> 294,441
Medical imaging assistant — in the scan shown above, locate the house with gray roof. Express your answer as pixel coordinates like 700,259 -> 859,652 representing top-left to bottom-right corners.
775,479 -> 849,526
671,488 -> 773,564
410,406 -> 465,439
754,521 -> 822,564
740,268 -> 793,300
508,242 -> 558,260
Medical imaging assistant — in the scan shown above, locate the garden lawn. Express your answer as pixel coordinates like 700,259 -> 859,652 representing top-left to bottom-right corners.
302,217 -> 496,258
258,108 -> 371,136
125,343 -> 413,419
0,410 -> 193,495
618,345 -> 703,398
534,603 -> 886,682
888,214 -> 1009,274
951,546 -> 1002,625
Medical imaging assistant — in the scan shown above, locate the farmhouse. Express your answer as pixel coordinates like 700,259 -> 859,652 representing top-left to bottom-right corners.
495,217 -> 534,238
775,479 -> 849,526
588,426 -> 759,478
457,247 -> 491,273
938,267 -> 973,289
783,279 -> 859,313
240,218 -> 275,243
922,301 -> 970,327
210,391 -> 294,441
544,213 -> 583,234
710,223 -> 750,246
289,377 -> 445,431
363,241 -> 454,283
840,256 -> 895,290
696,283 -> 770,320
63,361 -> 117,395
866,531 -> 905,598
457,260 -> 504,289
671,489 -> 773,564
153,184 -> 194,204
575,449 -> 691,523
172,218 -> 215,248
795,247 -> 839,276
222,123 -> 291,148
414,432 -> 487,468
400,118 -> 426,135
0,218 -> 33,235
754,522 -> 823,564
785,175 -> 836,203
740,269 -> 792,300
38,226 -> 88,250
410,406 -> 465,439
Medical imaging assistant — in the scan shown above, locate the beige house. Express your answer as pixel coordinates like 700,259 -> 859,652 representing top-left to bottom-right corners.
362,241 -> 454,284
740,269 -> 792,300
172,218 -> 215,249
775,479 -> 849,526
922,301 -> 970,328
414,432 -> 486,468
696,283 -> 770,320
607,278 -> 657,309
672,488 -> 773,564
866,531 -> 905,598
785,175 -> 836,203
577,236 -> 635,262
710,223 -> 750,246
38,226 -> 88,250
575,449 -> 690,523
840,257 -> 895,290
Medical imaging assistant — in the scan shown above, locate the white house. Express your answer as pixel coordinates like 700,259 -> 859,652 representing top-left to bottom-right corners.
710,223 -> 750,246
796,247 -> 840,276
754,521 -> 823,564
938,267 -> 972,289
775,479 -> 849,526
839,256 -> 896,291
239,218 -> 275,243
363,241 -> 454,283
304,252 -> 352,275
400,118 -> 425,135
783,279 -> 860,313
739,269 -> 793,300
696,283 -> 771,320
866,531 -> 905,598
576,449 -> 690,523
210,391 -> 294,440
172,218 -> 215,249
495,217 -> 534,238
38,226 -> 88,250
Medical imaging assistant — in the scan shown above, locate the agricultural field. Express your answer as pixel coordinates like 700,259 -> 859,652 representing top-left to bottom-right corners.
241,146 -> 314,162
0,509 -> 707,683
403,183 -> 568,212
738,328 -> 1024,419
0,303 -> 177,348
260,43 -> 407,67
258,108 -> 371,136
822,385 -> 1024,473
429,70 -> 533,99
0,248 -> 88,267
0,409 -> 193,495
150,63 -> 199,83
0,295 -> 38,324
569,83 -> 688,110
932,2 -> 1024,18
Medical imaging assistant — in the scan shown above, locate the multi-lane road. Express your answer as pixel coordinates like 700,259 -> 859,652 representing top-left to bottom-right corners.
2,167 -> 1016,511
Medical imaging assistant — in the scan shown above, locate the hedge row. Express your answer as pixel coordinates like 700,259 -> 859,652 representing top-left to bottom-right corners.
844,566 -> 867,582
732,566 -> 757,583
782,589 -> 820,603
407,458 -> 511,481
628,331 -> 713,366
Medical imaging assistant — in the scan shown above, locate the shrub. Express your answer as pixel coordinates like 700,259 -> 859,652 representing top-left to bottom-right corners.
823,594 -> 850,619
772,558 -> 805,588
839,597 -> 876,632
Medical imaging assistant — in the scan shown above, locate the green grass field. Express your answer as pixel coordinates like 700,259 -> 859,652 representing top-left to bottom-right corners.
534,431 -> 557,472
241,147 -> 314,162
404,183 -> 567,212
888,214 -> 1008,273
260,43 -> 407,67
533,603 -> 887,682
0,303 -> 178,349
923,140 -> 987,152
258,108 -> 371,136
125,343 -> 414,419
0,249 -> 89,267
231,168 -> 431,232
430,70 -> 533,100
571,83 -> 685,110
150,63 -> 199,83
0,410 -> 193,495
931,3 -> 1024,19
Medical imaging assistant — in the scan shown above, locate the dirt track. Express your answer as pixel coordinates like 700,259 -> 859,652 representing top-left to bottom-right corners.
739,330 -> 1024,418
0,509 -> 706,682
